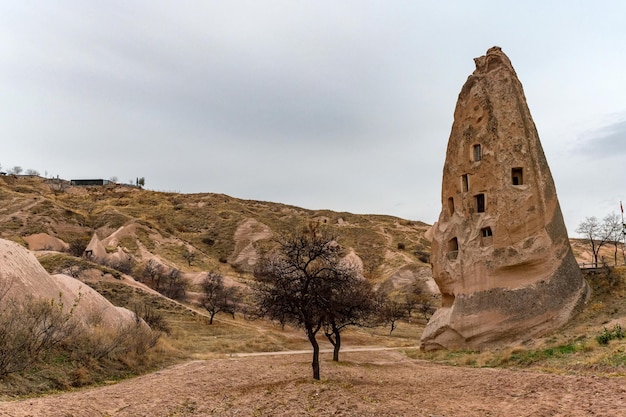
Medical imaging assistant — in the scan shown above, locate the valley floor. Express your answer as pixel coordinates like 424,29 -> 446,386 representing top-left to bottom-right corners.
0,350 -> 623,417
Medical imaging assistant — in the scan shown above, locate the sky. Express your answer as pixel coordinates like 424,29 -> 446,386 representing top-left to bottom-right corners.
1,1 -> 625,236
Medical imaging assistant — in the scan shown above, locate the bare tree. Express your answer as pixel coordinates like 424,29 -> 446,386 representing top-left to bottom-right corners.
200,271 -> 238,324
405,282 -> 436,323
576,216 -> 616,267
604,213 -> 624,265
182,247 -> 196,267
323,275 -> 376,361
378,293 -> 406,334
142,259 -> 163,288
160,268 -> 188,301
253,227 -> 359,380
404,292 -> 420,321
10,166 -> 22,175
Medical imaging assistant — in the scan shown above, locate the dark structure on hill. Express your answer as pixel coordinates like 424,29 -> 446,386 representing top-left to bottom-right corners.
70,179 -> 111,186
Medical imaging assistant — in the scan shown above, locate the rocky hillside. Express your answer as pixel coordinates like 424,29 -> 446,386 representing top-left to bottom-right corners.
0,175 -> 434,295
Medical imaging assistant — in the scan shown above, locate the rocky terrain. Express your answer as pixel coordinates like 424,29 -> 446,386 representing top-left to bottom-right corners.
0,169 -> 625,416
0,174 -> 433,298
0,350 -> 625,416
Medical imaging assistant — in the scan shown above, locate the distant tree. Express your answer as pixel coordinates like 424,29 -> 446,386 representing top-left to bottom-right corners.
25,169 -> 39,176
404,292 -> 420,321
137,177 -> 145,187
253,225 -> 361,380
577,215 -> 621,266
200,271 -> 238,324
109,176 -> 118,183
182,247 -> 196,267
378,292 -> 406,334
404,282 -> 436,323
10,166 -> 22,175
160,268 -> 188,301
602,213 -> 624,266
418,297 -> 436,321
142,259 -> 164,288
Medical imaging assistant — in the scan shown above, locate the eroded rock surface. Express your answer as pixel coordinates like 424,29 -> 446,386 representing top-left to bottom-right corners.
0,238 -> 137,329
420,47 -> 589,350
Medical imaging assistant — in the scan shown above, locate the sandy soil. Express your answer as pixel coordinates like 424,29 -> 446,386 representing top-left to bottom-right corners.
0,350 -> 624,417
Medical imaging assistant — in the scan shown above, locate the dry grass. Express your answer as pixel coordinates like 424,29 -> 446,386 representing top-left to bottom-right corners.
0,176 -> 430,277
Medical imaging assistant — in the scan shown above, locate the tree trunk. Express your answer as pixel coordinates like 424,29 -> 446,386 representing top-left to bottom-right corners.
209,311 -> 215,324
324,326 -> 341,362
332,330 -> 340,362
307,328 -> 320,380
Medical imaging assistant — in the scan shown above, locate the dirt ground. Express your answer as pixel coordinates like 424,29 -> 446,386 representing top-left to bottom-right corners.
0,350 -> 624,417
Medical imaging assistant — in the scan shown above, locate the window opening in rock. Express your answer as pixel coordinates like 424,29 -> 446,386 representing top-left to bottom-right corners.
473,144 -> 482,161
512,167 -> 523,185
461,174 -> 469,192
475,193 -> 485,213
447,237 -> 459,260
447,197 -> 455,216
481,227 -> 492,237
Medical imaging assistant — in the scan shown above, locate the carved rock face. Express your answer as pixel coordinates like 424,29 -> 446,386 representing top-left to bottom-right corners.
420,47 -> 589,351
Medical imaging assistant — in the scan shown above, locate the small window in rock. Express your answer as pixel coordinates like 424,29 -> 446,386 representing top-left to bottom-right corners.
475,193 -> 485,213
473,144 -> 482,161
512,167 -> 523,185
447,197 -> 455,215
481,227 -> 492,238
461,174 -> 469,192
447,237 -> 459,260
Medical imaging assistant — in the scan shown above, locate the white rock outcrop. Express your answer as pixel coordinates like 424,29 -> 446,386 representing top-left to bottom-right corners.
0,238 -> 138,329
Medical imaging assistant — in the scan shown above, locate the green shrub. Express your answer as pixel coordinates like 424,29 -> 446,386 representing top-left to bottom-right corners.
596,324 -> 625,345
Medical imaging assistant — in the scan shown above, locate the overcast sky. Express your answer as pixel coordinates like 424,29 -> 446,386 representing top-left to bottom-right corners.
2,1 -> 625,235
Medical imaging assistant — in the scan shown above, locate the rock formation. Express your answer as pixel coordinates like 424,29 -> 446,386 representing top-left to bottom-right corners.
0,238 -> 138,329
23,233 -> 69,252
420,47 -> 589,350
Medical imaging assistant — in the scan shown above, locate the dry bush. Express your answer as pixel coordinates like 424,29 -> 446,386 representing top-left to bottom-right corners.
131,300 -> 171,335
70,314 -> 160,363
0,292 -> 80,376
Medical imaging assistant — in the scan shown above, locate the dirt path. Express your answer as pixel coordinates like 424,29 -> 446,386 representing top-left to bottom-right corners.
1,350 -> 624,416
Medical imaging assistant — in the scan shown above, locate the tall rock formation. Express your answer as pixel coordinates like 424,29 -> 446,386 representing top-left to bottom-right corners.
420,47 -> 589,350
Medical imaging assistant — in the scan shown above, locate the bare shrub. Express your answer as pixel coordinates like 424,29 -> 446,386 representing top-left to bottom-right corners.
131,301 -> 171,335
61,261 -> 88,278
160,268 -> 188,301
105,256 -> 135,275
71,320 -> 160,363
0,290 -> 80,376
67,236 -> 90,257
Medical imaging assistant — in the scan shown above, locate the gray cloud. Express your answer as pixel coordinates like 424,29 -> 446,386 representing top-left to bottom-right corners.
577,120 -> 626,159
2,1 -> 626,232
